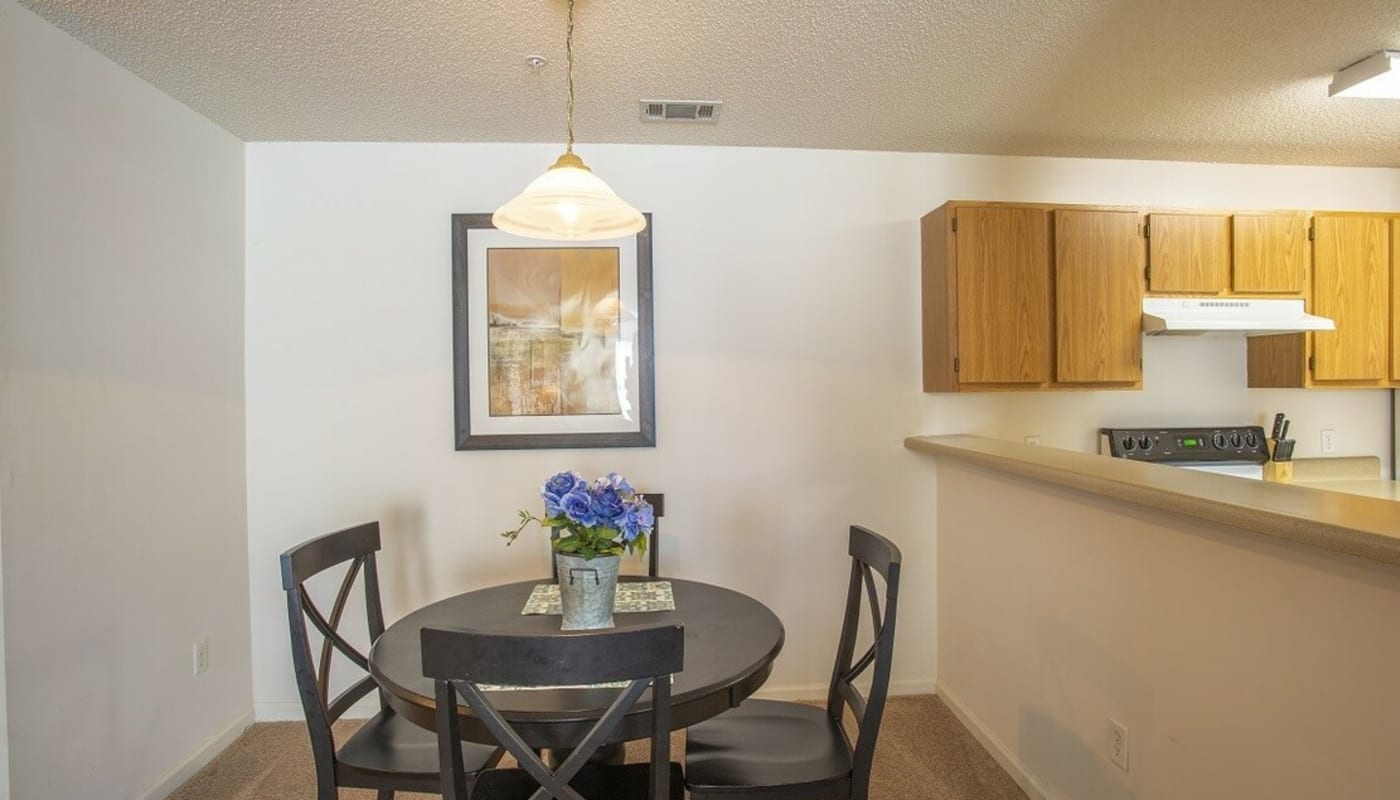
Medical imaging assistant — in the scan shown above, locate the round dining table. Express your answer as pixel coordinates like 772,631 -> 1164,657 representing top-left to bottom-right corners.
369,577 -> 786,749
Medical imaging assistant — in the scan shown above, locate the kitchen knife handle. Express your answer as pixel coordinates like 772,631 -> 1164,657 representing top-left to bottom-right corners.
1279,420 -> 1290,442
1271,413 -> 1285,440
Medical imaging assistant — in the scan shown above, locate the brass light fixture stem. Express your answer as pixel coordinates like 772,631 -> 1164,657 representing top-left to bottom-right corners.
565,0 -> 575,155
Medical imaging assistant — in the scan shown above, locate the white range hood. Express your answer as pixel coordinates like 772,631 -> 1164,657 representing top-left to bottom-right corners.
1142,297 -> 1335,336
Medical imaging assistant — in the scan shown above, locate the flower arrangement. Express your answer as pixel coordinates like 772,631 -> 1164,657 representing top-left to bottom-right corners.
502,471 -> 655,560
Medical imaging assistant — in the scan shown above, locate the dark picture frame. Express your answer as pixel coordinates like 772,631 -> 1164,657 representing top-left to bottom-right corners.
451,213 -> 656,450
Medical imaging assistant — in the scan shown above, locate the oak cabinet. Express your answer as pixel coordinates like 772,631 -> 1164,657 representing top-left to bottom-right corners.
1233,213 -> 1308,294
921,204 -> 1052,391
1246,214 -> 1392,387
1146,213 -> 1230,293
1391,219 -> 1400,382
1311,215 -> 1389,382
1054,209 -> 1145,384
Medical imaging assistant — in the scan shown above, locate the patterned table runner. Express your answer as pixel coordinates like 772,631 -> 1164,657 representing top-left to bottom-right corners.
520,580 -> 675,616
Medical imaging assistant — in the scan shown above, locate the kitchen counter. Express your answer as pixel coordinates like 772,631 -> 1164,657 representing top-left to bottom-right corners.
905,434 -> 1400,567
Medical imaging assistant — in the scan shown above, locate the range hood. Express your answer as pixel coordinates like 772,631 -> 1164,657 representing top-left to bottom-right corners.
1142,297 -> 1335,336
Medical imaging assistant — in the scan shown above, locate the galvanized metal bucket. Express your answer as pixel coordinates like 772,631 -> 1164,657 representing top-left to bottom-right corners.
554,553 -> 620,630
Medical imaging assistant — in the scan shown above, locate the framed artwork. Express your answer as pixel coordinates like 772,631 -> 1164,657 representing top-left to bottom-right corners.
451,213 -> 655,450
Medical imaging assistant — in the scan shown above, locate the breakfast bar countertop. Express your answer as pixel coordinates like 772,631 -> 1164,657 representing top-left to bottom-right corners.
905,434 -> 1400,567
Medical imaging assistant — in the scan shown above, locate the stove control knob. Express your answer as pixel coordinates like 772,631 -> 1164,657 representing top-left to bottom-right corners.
1245,431 -> 1258,448
1121,436 -> 1135,452
1138,435 -> 1152,451
1212,433 -> 1227,449
1230,432 -> 1242,448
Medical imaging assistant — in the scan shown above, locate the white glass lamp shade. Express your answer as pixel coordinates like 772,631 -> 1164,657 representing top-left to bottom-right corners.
493,152 -> 646,241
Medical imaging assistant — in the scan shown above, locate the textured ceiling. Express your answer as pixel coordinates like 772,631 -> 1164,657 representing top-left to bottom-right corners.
16,0 -> 1400,166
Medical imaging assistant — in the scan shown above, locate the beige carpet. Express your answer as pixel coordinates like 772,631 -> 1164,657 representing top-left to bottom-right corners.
169,695 -> 1027,800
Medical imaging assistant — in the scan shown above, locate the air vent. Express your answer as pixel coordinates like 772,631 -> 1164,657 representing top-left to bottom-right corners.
640,99 -> 722,123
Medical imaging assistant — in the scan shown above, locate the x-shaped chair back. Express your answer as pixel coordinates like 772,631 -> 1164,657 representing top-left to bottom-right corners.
422,622 -> 684,800
280,522 -> 388,785
825,525 -> 902,797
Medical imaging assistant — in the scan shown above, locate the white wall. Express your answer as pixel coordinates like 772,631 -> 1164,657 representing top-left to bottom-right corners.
935,459 -> 1400,800
0,3 -> 251,798
245,142 -> 935,716
245,142 -> 1400,718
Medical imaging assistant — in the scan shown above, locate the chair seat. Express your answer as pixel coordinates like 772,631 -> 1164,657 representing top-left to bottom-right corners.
684,700 -> 853,798
338,707 -> 499,779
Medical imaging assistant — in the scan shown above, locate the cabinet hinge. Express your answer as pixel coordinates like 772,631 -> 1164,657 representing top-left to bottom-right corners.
1308,355 -> 1316,372
1143,222 -> 1150,238
1307,225 -> 1315,241
1144,264 -> 1151,283
951,216 -> 958,233
953,356 -> 960,374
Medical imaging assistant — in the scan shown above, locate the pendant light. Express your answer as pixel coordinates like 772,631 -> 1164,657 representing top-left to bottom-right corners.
492,0 -> 646,241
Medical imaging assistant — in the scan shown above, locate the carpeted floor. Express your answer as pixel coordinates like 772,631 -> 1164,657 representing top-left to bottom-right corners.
168,695 -> 1027,799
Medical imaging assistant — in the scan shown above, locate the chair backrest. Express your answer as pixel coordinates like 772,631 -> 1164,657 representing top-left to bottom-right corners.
280,522 -> 387,775
422,623 -> 684,800
825,525 -> 902,799
551,492 -> 666,579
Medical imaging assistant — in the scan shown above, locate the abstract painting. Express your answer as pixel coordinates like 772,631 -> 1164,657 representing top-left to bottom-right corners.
451,213 -> 655,450
486,247 -> 622,417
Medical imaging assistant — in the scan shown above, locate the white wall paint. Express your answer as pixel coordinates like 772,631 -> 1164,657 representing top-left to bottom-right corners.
246,142 -> 1400,717
935,460 -> 1400,799
0,3 -> 251,798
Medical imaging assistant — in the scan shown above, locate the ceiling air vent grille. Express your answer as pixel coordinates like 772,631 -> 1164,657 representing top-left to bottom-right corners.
640,100 -> 722,123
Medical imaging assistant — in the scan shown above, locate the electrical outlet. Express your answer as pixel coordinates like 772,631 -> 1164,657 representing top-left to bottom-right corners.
1321,429 -> 1337,455
1024,435 -> 1042,446
1109,719 -> 1129,772
193,638 -> 209,676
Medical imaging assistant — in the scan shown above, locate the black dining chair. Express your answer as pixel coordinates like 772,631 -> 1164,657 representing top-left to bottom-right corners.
281,522 -> 504,799
683,525 -> 902,800
552,492 -> 666,580
421,622 -> 686,800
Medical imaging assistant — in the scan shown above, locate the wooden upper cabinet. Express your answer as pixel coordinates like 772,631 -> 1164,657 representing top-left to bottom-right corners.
1311,215 -> 1389,382
1146,213 -> 1230,293
1054,209 -> 1145,384
1233,213 -> 1307,294
1392,219 -> 1400,382
953,206 -> 1052,384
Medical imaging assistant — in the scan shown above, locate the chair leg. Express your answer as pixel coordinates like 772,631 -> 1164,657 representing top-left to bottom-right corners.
376,791 -> 393,800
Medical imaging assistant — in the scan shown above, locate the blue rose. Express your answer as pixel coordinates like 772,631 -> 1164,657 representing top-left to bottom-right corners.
542,471 -> 584,517
615,498 -> 655,542
559,489 -> 598,527
589,484 -> 626,522
606,472 -> 634,496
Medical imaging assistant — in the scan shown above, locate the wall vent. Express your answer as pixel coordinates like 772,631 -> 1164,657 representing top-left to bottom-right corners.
640,99 -> 722,123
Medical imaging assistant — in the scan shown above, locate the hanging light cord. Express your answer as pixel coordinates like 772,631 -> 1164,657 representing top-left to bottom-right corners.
565,0 -> 575,154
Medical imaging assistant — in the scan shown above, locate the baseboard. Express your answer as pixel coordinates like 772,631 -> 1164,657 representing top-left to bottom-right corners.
255,698 -> 379,721
136,707 -> 253,800
254,678 -> 939,721
935,684 -> 1057,800
753,677 -> 937,702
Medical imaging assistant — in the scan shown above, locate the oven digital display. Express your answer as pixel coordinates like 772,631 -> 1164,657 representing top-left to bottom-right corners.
1180,437 -> 1202,447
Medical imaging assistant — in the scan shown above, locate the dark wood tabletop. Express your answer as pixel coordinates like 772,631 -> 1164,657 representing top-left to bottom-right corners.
368,577 -> 786,749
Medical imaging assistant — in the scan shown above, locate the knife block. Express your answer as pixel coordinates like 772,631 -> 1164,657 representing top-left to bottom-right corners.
1263,461 -> 1294,483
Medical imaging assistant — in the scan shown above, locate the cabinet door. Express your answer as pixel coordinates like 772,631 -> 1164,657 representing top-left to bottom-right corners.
1233,213 -> 1307,294
1392,219 -> 1400,382
1312,215 -> 1389,382
1147,213 -> 1229,293
954,206 -> 1052,384
1055,209 -> 1144,383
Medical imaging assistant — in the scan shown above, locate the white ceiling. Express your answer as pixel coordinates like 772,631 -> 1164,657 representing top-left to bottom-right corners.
17,0 -> 1400,167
